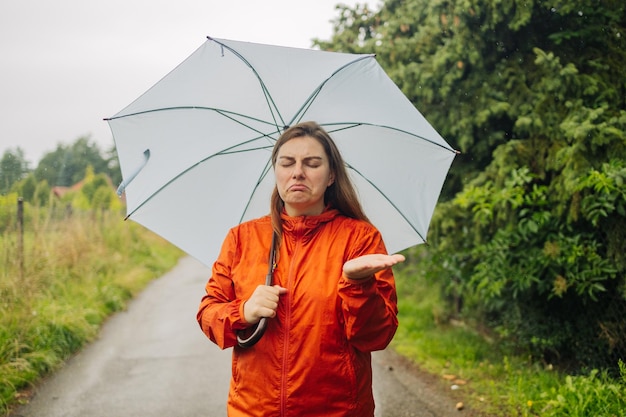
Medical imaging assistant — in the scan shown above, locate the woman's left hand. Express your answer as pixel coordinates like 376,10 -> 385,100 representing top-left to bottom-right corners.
343,253 -> 406,280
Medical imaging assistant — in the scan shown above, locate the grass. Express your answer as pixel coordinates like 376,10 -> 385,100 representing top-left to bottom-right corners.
0,208 -> 183,415
391,258 -> 626,416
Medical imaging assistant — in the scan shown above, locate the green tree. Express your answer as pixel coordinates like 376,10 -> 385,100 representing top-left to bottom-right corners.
14,173 -> 37,202
34,136 -> 110,187
92,185 -> 113,213
0,147 -> 30,195
104,145 -> 122,188
33,180 -> 51,207
66,166 -> 122,212
318,0 -> 626,369
80,166 -> 109,203
9,175 -> 51,215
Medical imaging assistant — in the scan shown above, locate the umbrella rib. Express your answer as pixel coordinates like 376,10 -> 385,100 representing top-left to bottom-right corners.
108,107 -> 283,152
288,55 -> 375,127
107,106 -> 288,149
347,162 -> 427,244
125,137 -> 276,219
213,109 -> 282,140
278,52 -> 458,154
322,122 -> 458,154
208,37 -> 287,132
238,159 -> 274,224
105,106 -> 276,128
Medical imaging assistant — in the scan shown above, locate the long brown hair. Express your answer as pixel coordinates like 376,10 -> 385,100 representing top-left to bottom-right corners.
270,121 -> 369,240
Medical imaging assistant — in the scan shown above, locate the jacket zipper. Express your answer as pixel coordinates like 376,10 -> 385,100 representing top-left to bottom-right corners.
280,219 -> 304,416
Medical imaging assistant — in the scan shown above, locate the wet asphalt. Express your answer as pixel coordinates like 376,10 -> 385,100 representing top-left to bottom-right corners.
11,257 -> 463,417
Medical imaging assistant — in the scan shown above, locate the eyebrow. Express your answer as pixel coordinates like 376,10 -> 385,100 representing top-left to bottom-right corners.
278,156 -> 324,162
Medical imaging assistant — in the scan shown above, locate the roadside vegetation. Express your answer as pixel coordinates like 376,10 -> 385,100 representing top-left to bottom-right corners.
0,183 -> 182,415
393,248 -> 626,416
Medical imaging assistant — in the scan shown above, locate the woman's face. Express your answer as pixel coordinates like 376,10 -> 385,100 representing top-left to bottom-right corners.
274,136 -> 334,217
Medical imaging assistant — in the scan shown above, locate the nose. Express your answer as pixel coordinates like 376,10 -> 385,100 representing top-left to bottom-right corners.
291,162 -> 305,178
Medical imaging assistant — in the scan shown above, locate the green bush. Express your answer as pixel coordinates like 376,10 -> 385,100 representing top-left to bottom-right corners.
317,0 -> 626,372
393,254 -> 626,416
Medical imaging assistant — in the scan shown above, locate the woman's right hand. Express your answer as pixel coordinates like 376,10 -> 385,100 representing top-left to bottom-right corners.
243,285 -> 288,324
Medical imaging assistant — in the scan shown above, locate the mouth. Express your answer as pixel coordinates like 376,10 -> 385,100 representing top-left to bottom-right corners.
288,184 -> 308,192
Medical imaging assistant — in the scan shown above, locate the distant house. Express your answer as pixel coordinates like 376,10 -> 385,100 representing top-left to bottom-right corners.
51,179 -> 86,199
51,175 -> 118,200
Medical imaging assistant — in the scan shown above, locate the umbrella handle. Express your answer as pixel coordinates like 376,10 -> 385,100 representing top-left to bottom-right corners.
236,317 -> 268,348
236,233 -> 276,348
116,149 -> 150,197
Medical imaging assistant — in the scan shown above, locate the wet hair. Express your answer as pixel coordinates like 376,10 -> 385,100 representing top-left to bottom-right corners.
269,121 -> 369,239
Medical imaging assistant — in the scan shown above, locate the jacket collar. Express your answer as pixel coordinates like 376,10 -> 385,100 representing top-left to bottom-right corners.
280,207 -> 340,241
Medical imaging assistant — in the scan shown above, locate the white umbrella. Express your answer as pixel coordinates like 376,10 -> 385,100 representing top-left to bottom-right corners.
106,37 -> 457,267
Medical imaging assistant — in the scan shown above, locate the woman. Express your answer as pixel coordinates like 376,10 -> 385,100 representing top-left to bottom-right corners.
197,121 -> 404,416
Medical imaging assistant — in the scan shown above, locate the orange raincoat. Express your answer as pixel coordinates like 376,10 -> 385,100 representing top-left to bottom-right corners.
197,208 -> 398,416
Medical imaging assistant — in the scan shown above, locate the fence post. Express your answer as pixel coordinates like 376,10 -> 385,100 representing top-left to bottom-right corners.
17,196 -> 24,279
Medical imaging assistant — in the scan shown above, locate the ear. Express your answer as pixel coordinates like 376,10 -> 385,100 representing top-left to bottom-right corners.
328,174 -> 335,186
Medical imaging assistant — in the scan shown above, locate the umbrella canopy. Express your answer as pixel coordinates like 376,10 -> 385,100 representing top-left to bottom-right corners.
106,37 -> 457,267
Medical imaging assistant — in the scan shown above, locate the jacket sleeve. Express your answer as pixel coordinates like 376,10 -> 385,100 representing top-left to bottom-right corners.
337,227 -> 399,352
196,229 -> 250,349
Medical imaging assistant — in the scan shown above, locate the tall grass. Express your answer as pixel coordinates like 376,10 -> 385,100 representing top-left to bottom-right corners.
392,250 -> 626,417
0,208 -> 183,414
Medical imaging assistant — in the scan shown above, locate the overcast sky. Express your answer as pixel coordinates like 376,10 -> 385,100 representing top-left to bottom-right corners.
0,0 -> 369,165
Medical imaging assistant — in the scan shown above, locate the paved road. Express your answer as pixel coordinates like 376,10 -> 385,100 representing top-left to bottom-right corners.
12,257 -> 462,417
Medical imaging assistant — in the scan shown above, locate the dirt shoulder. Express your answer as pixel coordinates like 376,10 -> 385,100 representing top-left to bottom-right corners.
373,348 -> 489,417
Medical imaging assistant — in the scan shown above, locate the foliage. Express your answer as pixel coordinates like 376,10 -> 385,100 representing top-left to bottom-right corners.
0,148 -> 29,195
64,166 -> 123,212
318,0 -> 626,370
0,165 -> 182,415
393,259 -> 626,417
9,174 -> 51,208
537,366 -> 626,417
2,137 -> 122,200
32,180 -> 51,207
33,136 -> 117,188
3,168 -> 121,237
14,174 -> 37,203
0,193 -> 21,234
0,208 -> 183,414
103,145 -> 122,188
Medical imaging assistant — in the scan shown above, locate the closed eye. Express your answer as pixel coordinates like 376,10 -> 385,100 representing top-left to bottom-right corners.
278,156 -> 324,168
